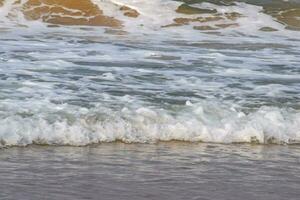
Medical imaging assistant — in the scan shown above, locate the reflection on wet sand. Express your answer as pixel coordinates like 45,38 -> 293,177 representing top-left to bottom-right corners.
0,143 -> 300,199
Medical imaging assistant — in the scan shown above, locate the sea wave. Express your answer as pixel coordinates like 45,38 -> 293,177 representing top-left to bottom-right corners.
1,1 -> 300,148
0,0 -> 299,31
0,101 -> 299,147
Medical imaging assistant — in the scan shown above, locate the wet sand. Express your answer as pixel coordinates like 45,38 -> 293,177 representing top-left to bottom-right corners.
0,143 -> 299,200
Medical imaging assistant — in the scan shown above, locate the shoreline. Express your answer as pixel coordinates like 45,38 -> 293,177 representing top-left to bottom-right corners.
1,142 -> 299,200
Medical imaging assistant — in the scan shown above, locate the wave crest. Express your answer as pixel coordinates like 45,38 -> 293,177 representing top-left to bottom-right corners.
1,102 -> 299,147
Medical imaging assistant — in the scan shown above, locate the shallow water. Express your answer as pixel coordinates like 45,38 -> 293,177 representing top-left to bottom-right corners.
0,0 -> 300,146
1,1 -> 300,199
0,143 -> 300,200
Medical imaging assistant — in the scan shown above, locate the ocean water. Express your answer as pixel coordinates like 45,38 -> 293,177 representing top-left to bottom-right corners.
0,0 -> 300,146
0,0 -> 300,199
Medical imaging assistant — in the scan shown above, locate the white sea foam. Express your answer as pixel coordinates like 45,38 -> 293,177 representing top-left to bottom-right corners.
0,0 -> 297,38
0,100 -> 299,147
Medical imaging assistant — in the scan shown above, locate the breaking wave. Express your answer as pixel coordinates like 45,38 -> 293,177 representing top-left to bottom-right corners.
0,101 -> 300,147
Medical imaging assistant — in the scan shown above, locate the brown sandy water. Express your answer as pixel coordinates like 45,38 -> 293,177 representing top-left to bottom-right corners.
0,0 -> 299,30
